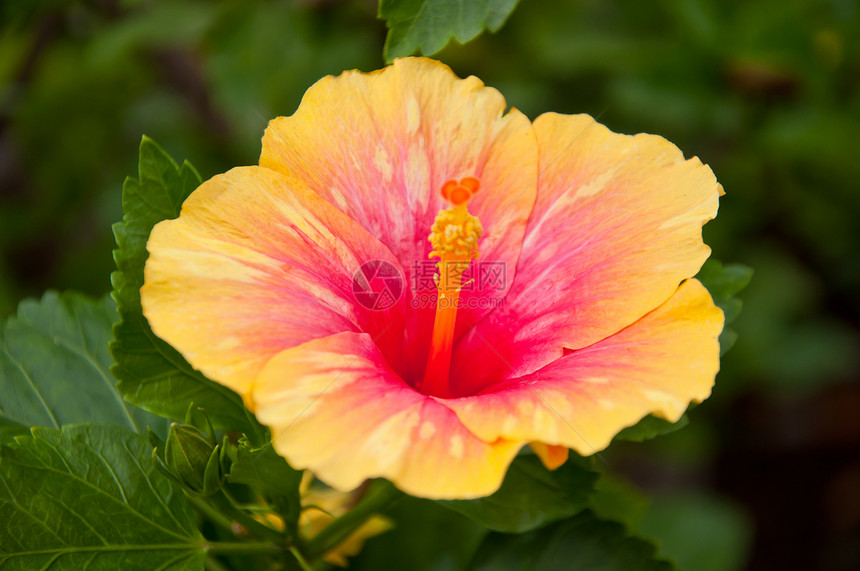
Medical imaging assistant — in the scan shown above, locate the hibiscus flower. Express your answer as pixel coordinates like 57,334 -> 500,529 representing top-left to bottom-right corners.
141,57 -> 723,500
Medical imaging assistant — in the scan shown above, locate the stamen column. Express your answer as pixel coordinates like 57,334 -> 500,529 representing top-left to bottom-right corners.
420,178 -> 483,397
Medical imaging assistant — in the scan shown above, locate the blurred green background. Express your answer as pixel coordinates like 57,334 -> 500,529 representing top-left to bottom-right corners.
1,1 -> 858,569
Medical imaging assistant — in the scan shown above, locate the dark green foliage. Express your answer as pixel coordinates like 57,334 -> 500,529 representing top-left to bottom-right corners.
227,441 -> 302,540
351,495 -> 487,571
696,259 -> 753,354
615,413 -> 689,443
110,138 -> 263,440
0,291 -> 168,439
0,425 -> 205,570
468,510 -> 674,571
439,454 -> 598,533
379,0 -> 520,60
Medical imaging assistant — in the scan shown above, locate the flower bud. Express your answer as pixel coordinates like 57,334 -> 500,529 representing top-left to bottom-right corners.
164,422 -> 223,495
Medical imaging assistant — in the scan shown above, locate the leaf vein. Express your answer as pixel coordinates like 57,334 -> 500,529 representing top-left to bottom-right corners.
25,446 -> 192,542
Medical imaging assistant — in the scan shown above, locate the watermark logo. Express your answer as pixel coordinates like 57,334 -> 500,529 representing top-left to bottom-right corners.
410,260 -> 506,292
352,260 -> 507,311
352,260 -> 404,310
410,292 -> 505,310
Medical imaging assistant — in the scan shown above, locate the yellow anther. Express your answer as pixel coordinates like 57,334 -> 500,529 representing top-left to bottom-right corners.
428,205 -> 483,262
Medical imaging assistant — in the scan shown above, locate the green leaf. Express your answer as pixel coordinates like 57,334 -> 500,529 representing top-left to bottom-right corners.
110,137 -> 263,439
587,474 -> 650,530
0,417 -> 27,444
438,454 -> 598,533
468,510 -> 674,571
352,495 -> 487,571
697,259 -> 753,355
379,0 -> 521,61
638,493 -> 752,571
0,291 -> 168,437
697,259 -> 754,324
0,424 -> 205,570
227,442 -> 302,539
717,327 -> 739,355
615,413 -> 689,443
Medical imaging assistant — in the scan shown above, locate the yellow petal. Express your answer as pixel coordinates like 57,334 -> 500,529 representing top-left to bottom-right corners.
452,113 -> 721,391
443,279 -> 723,455
260,58 -> 538,381
529,442 -> 569,470
142,166 -> 404,402
251,331 -> 521,499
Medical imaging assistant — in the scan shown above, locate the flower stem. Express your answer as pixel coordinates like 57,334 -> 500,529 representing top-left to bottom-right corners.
289,546 -> 315,571
187,489 -> 285,545
211,490 -> 286,544
186,493 -> 236,534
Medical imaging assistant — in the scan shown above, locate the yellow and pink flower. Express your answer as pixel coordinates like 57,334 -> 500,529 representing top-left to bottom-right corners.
141,58 -> 723,500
